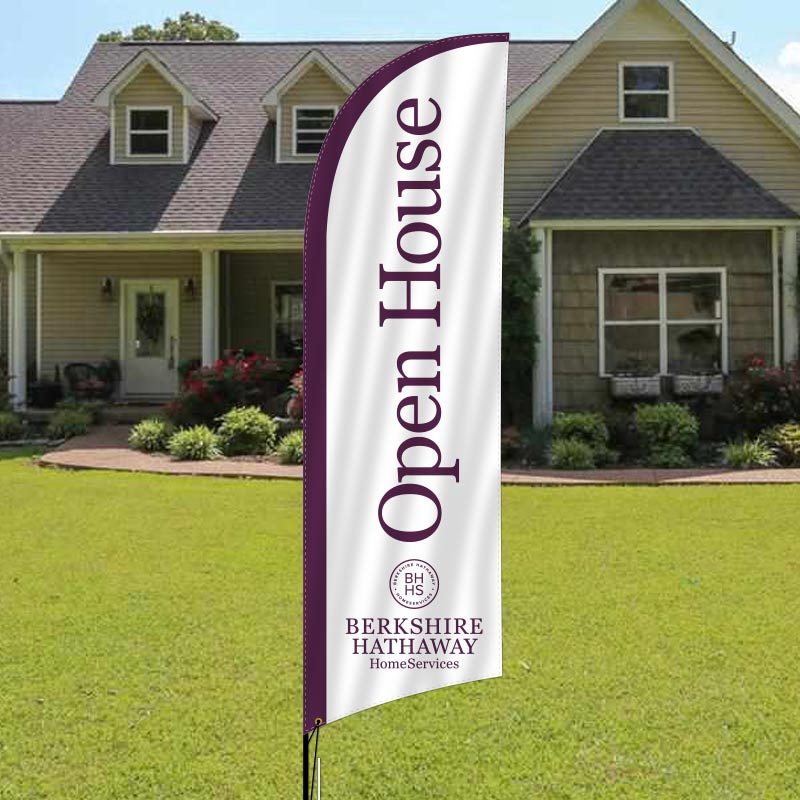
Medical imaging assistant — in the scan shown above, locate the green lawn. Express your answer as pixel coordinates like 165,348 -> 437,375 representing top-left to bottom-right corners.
1,451 -> 800,798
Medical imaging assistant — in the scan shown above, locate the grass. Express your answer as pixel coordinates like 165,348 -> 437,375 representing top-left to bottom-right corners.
1,452 -> 800,797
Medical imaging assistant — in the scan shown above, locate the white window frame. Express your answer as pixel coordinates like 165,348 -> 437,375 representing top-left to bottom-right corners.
618,62 -> 675,123
271,280 -> 303,358
126,105 -> 173,158
598,266 -> 728,377
292,105 -> 338,158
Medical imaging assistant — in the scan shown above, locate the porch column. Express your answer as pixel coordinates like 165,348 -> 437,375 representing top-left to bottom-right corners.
532,227 -> 553,427
782,226 -> 799,365
201,249 -> 220,365
10,249 -> 27,409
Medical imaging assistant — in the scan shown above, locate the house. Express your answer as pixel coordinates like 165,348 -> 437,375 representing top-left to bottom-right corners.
1,0 -> 798,426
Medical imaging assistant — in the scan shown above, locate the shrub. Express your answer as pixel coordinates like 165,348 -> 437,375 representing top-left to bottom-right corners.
216,406 -> 278,456
727,356 -> 800,434
57,397 -> 104,424
0,411 -> 24,441
168,426 -> 221,461
765,423 -> 800,466
286,369 -> 303,420
648,444 -> 693,469
46,407 -> 93,440
549,438 -> 595,470
723,439 -> 777,470
552,412 -> 608,450
128,417 -> 172,453
276,429 -> 304,464
166,351 -> 289,427
635,403 -> 699,455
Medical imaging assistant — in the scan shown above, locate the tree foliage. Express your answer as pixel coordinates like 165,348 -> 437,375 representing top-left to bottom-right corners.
99,12 -> 239,43
502,219 -> 540,428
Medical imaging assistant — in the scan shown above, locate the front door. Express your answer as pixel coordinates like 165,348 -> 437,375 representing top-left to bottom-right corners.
121,280 -> 179,398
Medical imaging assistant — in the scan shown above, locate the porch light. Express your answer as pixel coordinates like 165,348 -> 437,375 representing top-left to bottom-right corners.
100,276 -> 115,299
183,277 -> 198,299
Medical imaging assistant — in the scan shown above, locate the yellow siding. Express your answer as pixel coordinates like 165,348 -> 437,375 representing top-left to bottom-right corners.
223,252 -> 302,354
279,64 -> 346,162
0,254 -> 38,374
113,64 -> 184,164
605,0 -> 687,41
39,252 -> 202,379
504,40 -> 800,221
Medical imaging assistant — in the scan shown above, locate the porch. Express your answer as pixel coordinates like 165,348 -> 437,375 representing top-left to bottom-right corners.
0,234 -> 303,409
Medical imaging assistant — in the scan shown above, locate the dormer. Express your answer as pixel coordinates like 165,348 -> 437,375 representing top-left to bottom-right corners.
93,49 -> 217,165
262,50 -> 353,164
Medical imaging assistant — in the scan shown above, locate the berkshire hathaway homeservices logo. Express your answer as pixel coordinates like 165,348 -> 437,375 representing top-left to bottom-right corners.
389,559 -> 439,609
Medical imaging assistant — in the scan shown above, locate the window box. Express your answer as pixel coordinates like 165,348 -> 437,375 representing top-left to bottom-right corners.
609,375 -> 661,399
672,373 -> 724,396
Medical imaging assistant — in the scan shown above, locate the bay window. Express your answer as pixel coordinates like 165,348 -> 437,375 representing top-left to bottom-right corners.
599,268 -> 727,376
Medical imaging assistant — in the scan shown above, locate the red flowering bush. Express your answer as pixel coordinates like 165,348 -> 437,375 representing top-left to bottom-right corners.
286,369 -> 303,420
166,351 -> 286,427
726,355 -> 800,434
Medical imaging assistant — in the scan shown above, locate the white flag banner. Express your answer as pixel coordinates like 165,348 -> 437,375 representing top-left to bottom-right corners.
304,34 -> 508,732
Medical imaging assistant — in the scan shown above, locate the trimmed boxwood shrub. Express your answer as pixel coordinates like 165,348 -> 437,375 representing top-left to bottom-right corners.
552,412 -> 607,449
276,429 -> 304,464
551,411 -> 618,466
168,426 -> 221,461
129,418 -> 172,453
635,403 -> 699,466
549,438 -> 595,470
46,407 -> 93,440
216,406 -> 278,456
723,439 -> 777,470
0,411 -> 24,441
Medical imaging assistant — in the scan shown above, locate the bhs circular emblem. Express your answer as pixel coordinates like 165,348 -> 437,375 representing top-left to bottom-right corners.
389,560 -> 439,609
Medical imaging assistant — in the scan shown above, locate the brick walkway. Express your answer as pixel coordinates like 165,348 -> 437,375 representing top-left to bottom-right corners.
37,425 -> 800,485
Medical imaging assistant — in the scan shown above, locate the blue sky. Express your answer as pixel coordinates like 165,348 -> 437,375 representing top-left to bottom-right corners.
2,0 -> 800,109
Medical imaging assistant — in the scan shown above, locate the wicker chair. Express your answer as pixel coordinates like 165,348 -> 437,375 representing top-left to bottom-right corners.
63,363 -> 113,400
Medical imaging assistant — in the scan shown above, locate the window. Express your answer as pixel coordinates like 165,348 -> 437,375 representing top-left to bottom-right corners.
619,63 -> 673,121
599,268 -> 727,376
273,282 -> 303,359
293,107 -> 336,156
127,107 -> 171,156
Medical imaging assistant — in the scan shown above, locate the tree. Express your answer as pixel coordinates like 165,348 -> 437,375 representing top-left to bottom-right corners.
98,12 -> 239,43
502,219 -> 539,429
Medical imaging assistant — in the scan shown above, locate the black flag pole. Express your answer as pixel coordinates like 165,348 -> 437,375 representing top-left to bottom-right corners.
304,721 -> 321,798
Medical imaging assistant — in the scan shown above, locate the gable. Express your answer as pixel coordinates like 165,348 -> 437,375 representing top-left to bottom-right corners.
278,63 -> 348,162
113,64 -> 185,164
605,0 -> 686,41
505,38 -> 800,221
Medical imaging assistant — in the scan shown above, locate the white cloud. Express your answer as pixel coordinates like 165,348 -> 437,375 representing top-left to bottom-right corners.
779,42 -> 800,68
755,65 -> 800,113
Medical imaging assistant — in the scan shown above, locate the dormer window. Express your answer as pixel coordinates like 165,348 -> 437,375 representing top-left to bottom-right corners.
293,107 -> 336,156
619,63 -> 674,122
127,107 -> 172,157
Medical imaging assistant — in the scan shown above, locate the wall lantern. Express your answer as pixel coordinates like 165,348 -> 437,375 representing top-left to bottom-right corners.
183,277 -> 198,300
100,276 -> 115,300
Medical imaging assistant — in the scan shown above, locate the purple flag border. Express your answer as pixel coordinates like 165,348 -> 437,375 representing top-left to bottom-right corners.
303,32 -> 510,734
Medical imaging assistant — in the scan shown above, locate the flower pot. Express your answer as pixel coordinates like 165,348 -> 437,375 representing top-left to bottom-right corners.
609,375 -> 661,399
672,374 -> 724,397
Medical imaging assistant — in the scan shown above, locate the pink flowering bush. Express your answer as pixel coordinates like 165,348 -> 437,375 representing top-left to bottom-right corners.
166,351 -> 285,427
286,369 -> 303,420
727,355 -> 800,434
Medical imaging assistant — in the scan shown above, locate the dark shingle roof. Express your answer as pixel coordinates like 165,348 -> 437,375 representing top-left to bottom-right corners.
527,129 -> 800,221
0,40 -> 571,233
